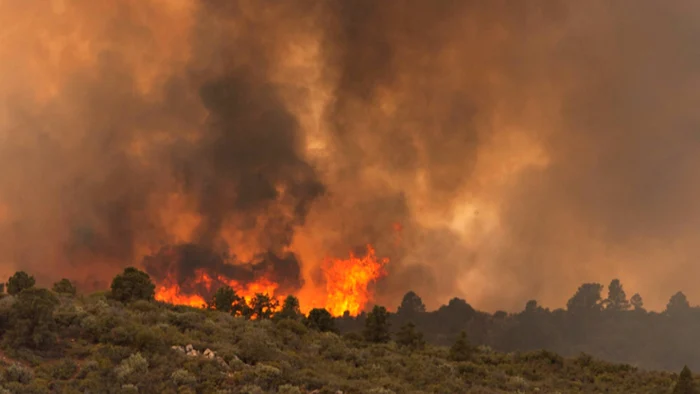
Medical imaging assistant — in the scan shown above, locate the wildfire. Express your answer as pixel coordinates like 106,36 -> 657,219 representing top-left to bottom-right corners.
152,245 -> 388,318
322,245 -> 389,317
154,268 -> 279,308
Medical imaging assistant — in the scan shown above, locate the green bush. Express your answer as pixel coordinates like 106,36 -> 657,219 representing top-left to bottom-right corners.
3,362 -> 34,383
52,279 -> 77,296
7,271 -> 35,295
110,267 -> 155,303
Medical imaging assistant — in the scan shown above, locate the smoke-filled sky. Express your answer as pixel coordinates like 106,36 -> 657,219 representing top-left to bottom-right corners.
1,0 -> 700,312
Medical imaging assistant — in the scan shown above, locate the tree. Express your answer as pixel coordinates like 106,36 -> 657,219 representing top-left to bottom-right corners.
363,305 -> 391,343
275,295 -> 302,320
211,285 -> 240,313
604,279 -> 630,312
52,278 -> 77,295
249,293 -> 279,320
673,366 -> 698,394
449,331 -> 473,362
4,288 -> 59,350
566,283 -> 604,314
306,308 -> 336,333
110,267 -> 155,303
630,293 -> 644,311
667,291 -> 691,317
396,291 -> 426,317
396,322 -> 425,351
7,271 -> 36,295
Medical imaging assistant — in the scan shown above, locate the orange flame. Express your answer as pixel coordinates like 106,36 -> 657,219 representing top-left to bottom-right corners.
322,245 -> 389,317
154,268 -> 280,308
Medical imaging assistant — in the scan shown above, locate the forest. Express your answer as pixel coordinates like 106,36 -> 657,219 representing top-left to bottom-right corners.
336,279 -> 700,372
0,269 -> 697,393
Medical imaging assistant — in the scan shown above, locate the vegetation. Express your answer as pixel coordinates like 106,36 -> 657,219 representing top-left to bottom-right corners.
7,271 -> 35,295
0,270 -> 695,393
109,267 -> 156,303
338,278 -> 700,372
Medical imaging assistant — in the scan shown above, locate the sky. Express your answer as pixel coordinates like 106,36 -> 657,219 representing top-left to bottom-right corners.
1,0 -> 700,312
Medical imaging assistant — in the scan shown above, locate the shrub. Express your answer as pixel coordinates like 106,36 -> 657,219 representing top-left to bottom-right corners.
3,362 -> 34,383
306,308 -> 336,333
50,359 -> 78,380
171,368 -> 197,386
110,267 -> 155,303
52,279 -> 77,295
395,322 -> 425,351
449,331 -> 473,362
4,287 -> 60,350
115,352 -> 149,382
278,384 -> 303,394
363,305 -> 391,343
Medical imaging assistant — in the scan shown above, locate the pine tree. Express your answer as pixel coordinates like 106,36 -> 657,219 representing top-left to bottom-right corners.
275,295 -> 302,321
306,308 -> 337,333
604,279 -> 630,311
449,331 -> 473,362
673,366 -> 698,394
363,305 -> 391,343
396,322 -> 425,351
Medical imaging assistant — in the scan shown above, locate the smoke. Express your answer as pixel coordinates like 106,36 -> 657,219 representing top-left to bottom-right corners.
2,0 -> 700,312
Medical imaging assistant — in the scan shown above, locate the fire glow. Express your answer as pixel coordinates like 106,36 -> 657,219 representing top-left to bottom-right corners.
322,245 -> 389,316
153,246 -> 388,316
155,268 -> 279,309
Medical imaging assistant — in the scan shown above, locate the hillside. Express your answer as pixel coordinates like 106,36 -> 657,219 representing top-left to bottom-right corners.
0,270 -> 694,394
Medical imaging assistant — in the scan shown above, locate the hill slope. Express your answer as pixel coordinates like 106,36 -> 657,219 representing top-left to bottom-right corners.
0,290 -> 690,394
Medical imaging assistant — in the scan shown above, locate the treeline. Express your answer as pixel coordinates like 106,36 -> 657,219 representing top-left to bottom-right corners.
336,279 -> 700,372
2,268 -> 699,372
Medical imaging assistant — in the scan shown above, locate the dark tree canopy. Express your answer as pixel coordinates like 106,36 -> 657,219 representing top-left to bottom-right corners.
110,267 -> 155,303
673,366 -> 698,394
5,287 -> 59,350
306,308 -> 336,333
630,293 -> 644,311
397,291 -> 426,317
52,278 -> 77,295
276,295 -> 302,320
667,291 -> 691,317
566,283 -> 604,314
396,322 -> 425,351
363,305 -> 391,343
249,293 -> 279,320
211,285 -> 240,313
7,271 -> 36,295
449,331 -> 472,362
604,279 -> 630,312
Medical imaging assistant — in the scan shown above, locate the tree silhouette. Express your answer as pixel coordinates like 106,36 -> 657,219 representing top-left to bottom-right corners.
449,331 -> 472,362
630,293 -> 644,311
5,288 -> 59,350
275,295 -> 302,320
673,366 -> 698,394
397,291 -> 426,317
396,322 -> 425,351
7,271 -> 36,295
306,308 -> 336,333
363,305 -> 391,343
604,279 -> 630,311
211,285 -> 241,313
249,293 -> 279,320
667,291 -> 691,317
110,267 -> 155,303
52,278 -> 77,295
566,283 -> 604,314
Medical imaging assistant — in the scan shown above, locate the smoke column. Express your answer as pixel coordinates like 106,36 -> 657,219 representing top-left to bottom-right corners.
1,0 -> 700,312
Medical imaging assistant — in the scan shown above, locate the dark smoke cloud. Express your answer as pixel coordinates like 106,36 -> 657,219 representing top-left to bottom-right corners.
2,0 -> 700,312
144,243 -> 303,298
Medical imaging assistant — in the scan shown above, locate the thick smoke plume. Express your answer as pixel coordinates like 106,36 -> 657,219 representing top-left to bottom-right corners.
2,0 -> 700,312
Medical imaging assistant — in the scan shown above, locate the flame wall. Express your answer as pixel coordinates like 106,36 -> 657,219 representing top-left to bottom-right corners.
2,1 -> 700,312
